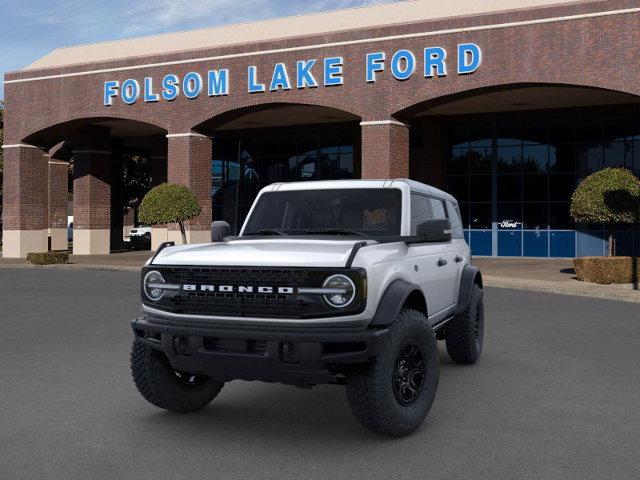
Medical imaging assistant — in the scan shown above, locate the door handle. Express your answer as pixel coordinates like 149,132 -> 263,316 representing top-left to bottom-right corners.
455,255 -> 464,263
437,258 -> 448,267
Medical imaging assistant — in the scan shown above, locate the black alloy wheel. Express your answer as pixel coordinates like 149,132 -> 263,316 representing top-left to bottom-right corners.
392,341 -> 426,406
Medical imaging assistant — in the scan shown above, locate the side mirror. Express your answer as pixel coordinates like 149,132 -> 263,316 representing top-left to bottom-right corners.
414,219 -> 452,243
211,220 -> 231,242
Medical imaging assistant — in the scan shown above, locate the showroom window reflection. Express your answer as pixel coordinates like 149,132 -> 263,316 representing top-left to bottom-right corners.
211,124 -> 358,233
445,106 -> 640,257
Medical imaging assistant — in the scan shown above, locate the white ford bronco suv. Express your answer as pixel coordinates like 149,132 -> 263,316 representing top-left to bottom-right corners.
131,179 -> 484,436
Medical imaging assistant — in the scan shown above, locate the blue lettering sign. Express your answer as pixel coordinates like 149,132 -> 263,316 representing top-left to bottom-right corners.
390,50 -> 415,81
144,77 -> 159,102
104,80 -> 119,106
121,79 -> 140,104
270,63 -> 292,91
424,47 -> 447,77
296,60 -> 318,89
183,72 -> 203,99
458,43 -> 482,74
208,69 -> 229,96
366,52 -> 385,83
101,45 -> 483,105
161,74 -> 179,101
248,66 -> 265,93
324,57 -> 343,86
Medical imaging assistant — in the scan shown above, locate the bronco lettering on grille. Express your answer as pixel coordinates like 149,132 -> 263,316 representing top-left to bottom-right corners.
181,284 -> 295,294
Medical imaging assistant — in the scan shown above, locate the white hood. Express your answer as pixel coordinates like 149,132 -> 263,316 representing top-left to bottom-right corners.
151,238 -> 370,267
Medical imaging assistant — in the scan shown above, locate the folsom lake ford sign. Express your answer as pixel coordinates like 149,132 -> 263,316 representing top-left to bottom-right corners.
103,43 -> 482,106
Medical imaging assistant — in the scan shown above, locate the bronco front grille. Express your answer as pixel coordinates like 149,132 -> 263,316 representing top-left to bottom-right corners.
142,266 -> 366,319
163,267 -> 312,286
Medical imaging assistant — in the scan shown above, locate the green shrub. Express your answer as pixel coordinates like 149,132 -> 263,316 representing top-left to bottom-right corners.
138,183 -> 202,244
574,256 -> 640,284
570,168 -> 640,224
27,251 -> 70,265
570,168 -> 640,256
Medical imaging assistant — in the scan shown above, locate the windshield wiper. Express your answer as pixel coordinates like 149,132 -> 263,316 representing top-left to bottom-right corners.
245,228 -> 288,236
303,228 -> 368,237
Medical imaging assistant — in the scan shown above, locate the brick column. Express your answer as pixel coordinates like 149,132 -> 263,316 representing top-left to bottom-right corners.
150,134 -> 169,250
72,127 -> 112,255
1,144 -> 49,258
48,159 -> 69,251
166,132 -> 212,245
360,120 -> 410,179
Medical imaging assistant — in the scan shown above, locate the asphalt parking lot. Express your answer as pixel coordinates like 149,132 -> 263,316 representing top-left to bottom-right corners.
1,268 -> 639,480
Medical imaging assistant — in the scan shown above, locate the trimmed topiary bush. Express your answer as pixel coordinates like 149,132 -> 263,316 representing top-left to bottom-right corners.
138,183 -> 202,244
27,251 -> 70,265
574,256 -> 639,284
570,168 -> 640,256
570,168 -> 640,224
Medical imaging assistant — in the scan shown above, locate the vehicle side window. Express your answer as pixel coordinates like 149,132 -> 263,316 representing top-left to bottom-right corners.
446,200 -> 464,239
410,193 -> 432,234
429,197 -> 447,220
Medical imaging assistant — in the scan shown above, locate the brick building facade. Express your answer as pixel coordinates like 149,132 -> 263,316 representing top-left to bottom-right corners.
3,0 -> 640,257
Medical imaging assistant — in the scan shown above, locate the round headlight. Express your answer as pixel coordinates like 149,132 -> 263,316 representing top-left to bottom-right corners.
322,274 -> 356,309
143,270 -> 166,301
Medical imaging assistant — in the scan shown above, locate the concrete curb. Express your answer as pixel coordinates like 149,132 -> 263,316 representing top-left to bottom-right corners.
484,275 -> 640,304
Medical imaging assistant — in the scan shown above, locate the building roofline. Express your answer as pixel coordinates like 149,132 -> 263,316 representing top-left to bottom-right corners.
5,1 -> 633,85
18,0 -> 598,72
35,0 -> 405,55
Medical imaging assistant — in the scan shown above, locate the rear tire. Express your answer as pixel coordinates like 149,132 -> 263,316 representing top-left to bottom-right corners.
131,340 -> 224,413
445,283 -> 484,364
345,309 -> 439,436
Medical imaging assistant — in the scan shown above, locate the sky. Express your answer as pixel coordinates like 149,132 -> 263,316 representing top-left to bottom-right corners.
0,0 -> 401,100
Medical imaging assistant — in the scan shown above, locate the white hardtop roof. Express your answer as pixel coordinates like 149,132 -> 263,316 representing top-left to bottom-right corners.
264,179 -> 457,202
25,0 -> 585,70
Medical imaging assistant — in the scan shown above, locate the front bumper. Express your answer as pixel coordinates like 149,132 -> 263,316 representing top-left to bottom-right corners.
131,315 -> 388,387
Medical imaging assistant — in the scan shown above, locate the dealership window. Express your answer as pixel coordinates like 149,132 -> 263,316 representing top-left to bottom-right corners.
212,123 -> 359,233
444,105 -> 640,257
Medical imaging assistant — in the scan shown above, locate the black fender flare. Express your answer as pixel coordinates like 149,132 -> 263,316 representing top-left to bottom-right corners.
370,279 -> 424,326
455,264 -> 483,315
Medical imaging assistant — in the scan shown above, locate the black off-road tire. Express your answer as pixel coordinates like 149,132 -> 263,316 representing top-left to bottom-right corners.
445,283 -> 484,364
345,309 -> 439,436
131,340 -> 224,413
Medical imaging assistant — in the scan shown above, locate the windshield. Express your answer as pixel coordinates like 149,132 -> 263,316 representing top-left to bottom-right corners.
242,188 -> 402,237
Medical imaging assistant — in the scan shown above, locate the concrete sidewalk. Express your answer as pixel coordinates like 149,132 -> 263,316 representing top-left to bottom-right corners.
474,257 -> 640,304
0,250 -> 151,271
1,251 -> 639,303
